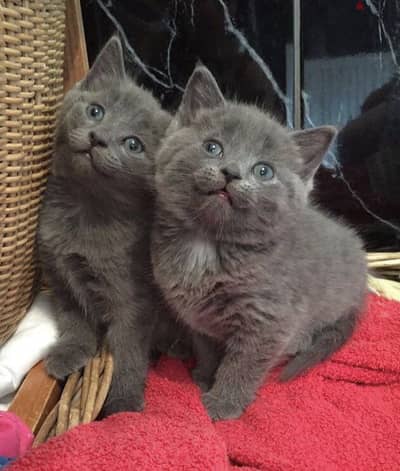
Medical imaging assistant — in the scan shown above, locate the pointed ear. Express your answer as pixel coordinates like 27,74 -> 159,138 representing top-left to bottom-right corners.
178,66 -> 225,125
291,126 -> 337,180
81,36 -> 125,91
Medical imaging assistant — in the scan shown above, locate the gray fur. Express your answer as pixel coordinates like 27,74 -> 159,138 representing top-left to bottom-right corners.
37,36 -> 171,417
151,66 -> 367,420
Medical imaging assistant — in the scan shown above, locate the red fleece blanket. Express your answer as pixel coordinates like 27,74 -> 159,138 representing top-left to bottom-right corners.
11,295 -> 400,470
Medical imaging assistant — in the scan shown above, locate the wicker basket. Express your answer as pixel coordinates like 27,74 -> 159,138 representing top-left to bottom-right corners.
34,348 -> 113,446
367,252 -> 400,300
0,0 -> 66,345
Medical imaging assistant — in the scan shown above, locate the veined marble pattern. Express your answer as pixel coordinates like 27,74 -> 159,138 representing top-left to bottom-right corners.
82,0 -> 400,250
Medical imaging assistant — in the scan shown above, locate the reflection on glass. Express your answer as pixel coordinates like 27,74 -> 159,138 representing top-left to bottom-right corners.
82,0 -> 293,121
302,0 -> 400,250
82,0 -> 400,250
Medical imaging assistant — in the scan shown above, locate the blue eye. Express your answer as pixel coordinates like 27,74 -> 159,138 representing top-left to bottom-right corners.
124,136 -> 144,154
86,104 -> 105,121
203,140 -> 223,157
252,162 -> 274,181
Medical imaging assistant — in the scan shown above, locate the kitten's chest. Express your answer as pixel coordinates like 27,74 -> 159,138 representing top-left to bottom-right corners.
157,234 -> 219,288
39,200 -> 137,264
154,234 -> 243,339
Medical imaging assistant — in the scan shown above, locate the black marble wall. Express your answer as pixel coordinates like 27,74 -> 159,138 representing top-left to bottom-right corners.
82,0 -> 400,250
302,0 -> 400,251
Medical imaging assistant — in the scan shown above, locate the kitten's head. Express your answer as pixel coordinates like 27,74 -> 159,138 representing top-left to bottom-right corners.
155,66 -> 336,239
54,36 -> 170,189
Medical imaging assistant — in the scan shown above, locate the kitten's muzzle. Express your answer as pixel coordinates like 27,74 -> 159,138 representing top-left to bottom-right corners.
207,166 -> 241,204
207,186 -> 232,205
221,165 -> 241,183
193,166 -> 239,205
82,132 -> 108,166
89,131 -> 107,148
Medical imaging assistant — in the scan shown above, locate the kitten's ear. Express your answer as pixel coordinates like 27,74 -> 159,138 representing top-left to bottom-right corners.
291,126 -> 337,180
81,35 -> 125,91
178,65 -> 225,125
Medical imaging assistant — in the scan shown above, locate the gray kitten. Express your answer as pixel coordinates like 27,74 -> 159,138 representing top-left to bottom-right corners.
151,66 -> 367,420
37,36 -> 171,416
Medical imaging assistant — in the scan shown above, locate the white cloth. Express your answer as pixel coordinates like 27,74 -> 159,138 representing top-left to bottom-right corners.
0,292 -> 58,404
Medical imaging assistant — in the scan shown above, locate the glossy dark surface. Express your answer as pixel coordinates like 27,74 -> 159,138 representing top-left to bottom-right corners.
82,0 -> 400,250
302,0 -> 400,250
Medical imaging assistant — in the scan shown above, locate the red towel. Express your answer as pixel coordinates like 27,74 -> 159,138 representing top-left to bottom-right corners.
10,294 -> 400,470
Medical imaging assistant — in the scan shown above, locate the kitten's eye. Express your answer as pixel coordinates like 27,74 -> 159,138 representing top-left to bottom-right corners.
124,136 -> 144,155
203,140 -> 223,158
252,162 -> 274,181
86,104 -> 105,121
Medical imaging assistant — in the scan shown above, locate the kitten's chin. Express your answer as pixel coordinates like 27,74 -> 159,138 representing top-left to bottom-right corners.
68,151 -> 95,178
196,193 -> 233,234
70,150 -> 112,179
87,151 -> 113,178
208,189 -> 232,205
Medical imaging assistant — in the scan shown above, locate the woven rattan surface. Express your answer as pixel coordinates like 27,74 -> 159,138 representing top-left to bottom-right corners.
34,348 -> 114,446
0,1 -> 66,345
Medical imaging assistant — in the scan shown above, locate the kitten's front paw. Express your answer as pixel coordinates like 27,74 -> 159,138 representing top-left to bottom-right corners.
201,391 -> 246,420
45,345 -> 91,380
192,367 -> 213,392
100,394 -> 144,419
